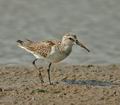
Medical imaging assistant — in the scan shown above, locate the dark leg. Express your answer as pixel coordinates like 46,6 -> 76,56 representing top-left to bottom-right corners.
32,59 -> 44,83
47,63 -> 52,85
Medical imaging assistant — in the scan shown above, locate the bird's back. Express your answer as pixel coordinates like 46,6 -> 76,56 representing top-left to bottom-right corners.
17,39 -> 61,58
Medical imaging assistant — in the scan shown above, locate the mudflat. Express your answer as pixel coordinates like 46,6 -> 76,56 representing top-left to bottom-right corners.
0,64 -> 120,105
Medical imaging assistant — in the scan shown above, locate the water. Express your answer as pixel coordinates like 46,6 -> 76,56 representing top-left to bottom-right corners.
0,0 -> 120,64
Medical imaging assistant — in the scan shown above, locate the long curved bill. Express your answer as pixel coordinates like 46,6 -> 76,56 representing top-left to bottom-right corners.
76,40 -> 90,52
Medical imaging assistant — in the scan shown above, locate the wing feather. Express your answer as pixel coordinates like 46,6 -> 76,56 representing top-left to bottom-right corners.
25,40 -> 61,57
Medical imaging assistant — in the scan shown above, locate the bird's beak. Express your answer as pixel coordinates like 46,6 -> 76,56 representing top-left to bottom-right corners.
76,40 -> 90,52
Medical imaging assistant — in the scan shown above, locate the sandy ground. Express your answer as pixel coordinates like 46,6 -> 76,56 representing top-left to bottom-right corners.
0,64 -> 120,105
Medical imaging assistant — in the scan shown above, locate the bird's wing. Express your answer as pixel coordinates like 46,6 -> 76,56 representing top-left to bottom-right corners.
25,40 -> 61,57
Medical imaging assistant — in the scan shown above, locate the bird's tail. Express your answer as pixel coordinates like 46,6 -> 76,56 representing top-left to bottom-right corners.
16,39 -> 32,48
17,40 -> 24,45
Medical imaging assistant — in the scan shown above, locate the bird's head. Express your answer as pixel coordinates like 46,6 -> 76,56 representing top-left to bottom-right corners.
62,32 -> 90,52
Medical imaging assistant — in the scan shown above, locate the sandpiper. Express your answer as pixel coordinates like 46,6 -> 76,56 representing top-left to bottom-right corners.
17,32 -> 90,84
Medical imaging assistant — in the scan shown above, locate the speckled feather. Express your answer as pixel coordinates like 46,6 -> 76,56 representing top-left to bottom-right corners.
19,39 -> 61,58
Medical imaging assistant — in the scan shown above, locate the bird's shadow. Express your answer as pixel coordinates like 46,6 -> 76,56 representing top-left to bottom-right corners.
62,79 -> 115,86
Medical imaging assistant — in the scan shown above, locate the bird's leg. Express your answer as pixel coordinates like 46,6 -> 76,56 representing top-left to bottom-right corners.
47,63 -> 52,85
32,59 -> 44,83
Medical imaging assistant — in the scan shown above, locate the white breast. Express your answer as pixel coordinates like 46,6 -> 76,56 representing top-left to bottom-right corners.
47,45 -> 72,63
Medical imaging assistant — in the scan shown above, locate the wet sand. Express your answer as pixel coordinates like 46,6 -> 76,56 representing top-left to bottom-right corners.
0,64 -> 120,105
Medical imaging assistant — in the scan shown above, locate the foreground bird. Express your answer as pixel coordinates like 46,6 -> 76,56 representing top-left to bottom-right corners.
17,32 -> 90,84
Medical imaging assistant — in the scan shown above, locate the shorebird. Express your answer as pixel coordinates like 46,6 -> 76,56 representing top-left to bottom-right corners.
17,32 -> 90,85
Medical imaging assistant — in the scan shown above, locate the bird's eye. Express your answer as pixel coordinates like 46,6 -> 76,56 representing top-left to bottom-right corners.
69,38 -> 72,40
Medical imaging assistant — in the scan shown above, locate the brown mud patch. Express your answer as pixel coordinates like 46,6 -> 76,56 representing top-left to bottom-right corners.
0,64 -> 120,105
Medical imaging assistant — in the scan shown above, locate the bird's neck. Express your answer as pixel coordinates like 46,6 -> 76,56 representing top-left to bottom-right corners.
61,43 -> 73,54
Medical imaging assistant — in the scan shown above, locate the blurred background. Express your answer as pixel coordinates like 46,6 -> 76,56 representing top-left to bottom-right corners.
0,0 -> 120,64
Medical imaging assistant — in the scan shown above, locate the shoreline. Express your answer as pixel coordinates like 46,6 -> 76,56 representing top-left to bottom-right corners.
0,64 -> 120,105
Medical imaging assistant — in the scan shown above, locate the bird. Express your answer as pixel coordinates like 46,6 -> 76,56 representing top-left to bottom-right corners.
17,32 -> 90,85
